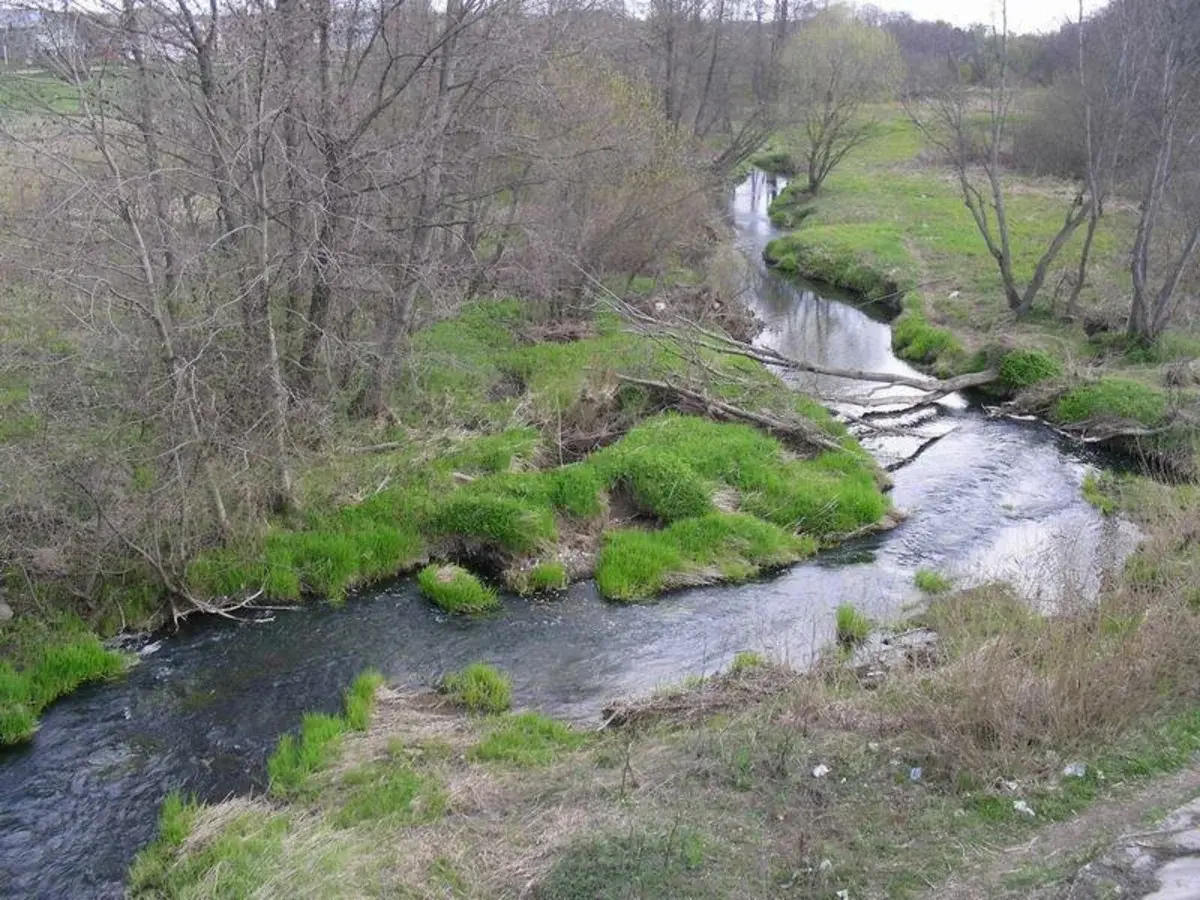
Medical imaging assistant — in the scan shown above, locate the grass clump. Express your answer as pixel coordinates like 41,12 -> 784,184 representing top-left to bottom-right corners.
915,568 -> 953,594
999,348 -> 1064,389
835,603 -> 870,647
595,512 -> 815,601
0,624 -> 127,744
418,564 -> 500,615
440,662 -> 512,714
429,491 -> 556,554
892,306 -> 965,371
268,669 -> 384,798
1053,377 -> 1170,427
470,711 -> 587,766
729,650 -> 767,673
594,445 -> 713,523
511,560 -> 569,596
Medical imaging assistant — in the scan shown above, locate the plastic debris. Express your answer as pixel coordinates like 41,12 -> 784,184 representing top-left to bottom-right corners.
837,891 -> 850,900
1013,800 -> 1036,817
1062,762 -> 1087,778
812,764 -> 831,778
909,767 -> 923,782
819,859 -> 833,872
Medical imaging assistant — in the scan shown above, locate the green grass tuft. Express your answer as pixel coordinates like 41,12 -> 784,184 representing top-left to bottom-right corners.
595,512 -> 815,601
915,568 -> 953,594
470,711 -> 587,766
0,627 -> 128,745
417,564 -> 500,615
440,662 -> 513,714
999,348 -> 1064,389
344,669 -> 385,731
729,650 -> 767,673
267,669 -> 384,798
892,306 -> 964,370
512,560 -> 570,596
1053,378 -> 1170,428
835,604 -> 870,647
594,445 -> 714,522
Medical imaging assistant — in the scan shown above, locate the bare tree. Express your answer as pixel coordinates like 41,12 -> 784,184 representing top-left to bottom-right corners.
778,10 -> 903,195
907,1 -> 1094,317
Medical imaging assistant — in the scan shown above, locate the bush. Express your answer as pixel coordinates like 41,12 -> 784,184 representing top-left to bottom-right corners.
835,604 -> 870,647
914,568 -> 953,594
999,348 -> 1063,389
1054,378 -> 1169,427
440,662 -> 513,714
470,712 -> 586,766
418,564 -> 500,614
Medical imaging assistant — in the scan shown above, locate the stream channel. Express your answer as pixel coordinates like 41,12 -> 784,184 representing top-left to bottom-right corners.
0,170 -> 1137,898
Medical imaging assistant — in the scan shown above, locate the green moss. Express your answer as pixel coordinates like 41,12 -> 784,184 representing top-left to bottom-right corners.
999,348 -> 1063,389
1053,378 -> 1170,427
440,662 -> 512,714
914,568 -> 953,594
470,711 -> 587,766
595,512 -> 815,601
417,564 -> 500,614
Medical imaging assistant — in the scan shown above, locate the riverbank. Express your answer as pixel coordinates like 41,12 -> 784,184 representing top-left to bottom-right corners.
759,109 -> 1200,477
128,473 -> 1200,897
0,297 -> 894,744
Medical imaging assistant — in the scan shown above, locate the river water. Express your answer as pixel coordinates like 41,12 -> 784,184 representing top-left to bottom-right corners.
0,171 -> 1135,899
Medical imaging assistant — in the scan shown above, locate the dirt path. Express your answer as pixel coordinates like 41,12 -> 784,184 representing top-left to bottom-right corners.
930,763 -> 1200,899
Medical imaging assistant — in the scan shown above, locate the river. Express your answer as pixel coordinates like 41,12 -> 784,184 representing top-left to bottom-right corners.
0,171 -> 1135,899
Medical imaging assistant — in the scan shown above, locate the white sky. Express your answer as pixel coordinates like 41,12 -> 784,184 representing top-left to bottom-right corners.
862,0 -> 1108,34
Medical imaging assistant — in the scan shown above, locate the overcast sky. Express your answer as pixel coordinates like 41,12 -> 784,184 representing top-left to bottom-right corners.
864,0 -> 1107,34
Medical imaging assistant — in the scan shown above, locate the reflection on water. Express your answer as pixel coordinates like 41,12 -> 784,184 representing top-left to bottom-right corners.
0,170 -> 1136,900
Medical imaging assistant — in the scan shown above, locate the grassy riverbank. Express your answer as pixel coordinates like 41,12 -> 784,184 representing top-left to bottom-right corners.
128,474 -> 1200,898
760,107 -> 1200,474
0,299 -> 892,743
